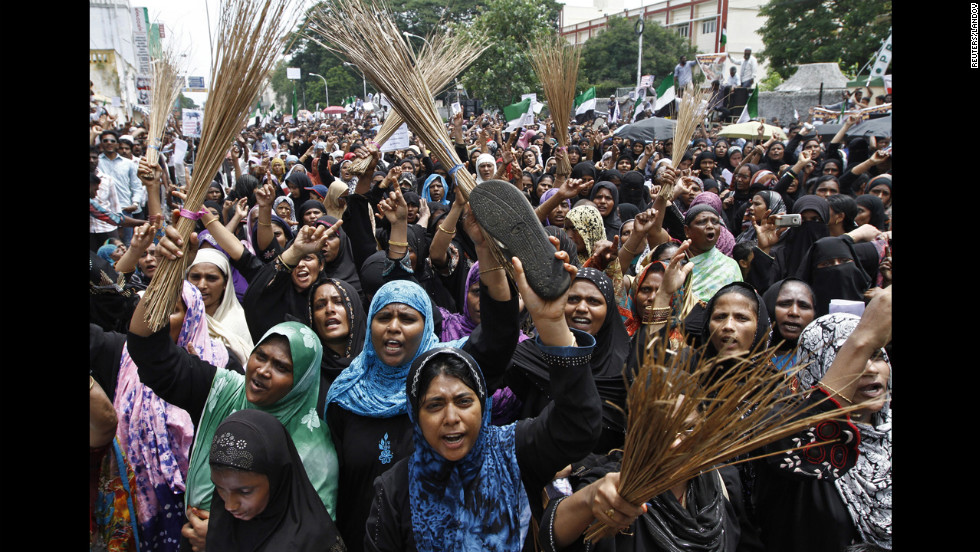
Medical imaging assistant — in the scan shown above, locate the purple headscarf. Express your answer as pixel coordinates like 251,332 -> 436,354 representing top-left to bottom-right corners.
690,192 -> 735,258
539,188 -> 571,227
438,262 -> 483,341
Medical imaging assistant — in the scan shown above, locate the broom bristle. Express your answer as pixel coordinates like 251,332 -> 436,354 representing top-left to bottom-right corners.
141,0 -> 303,332
528,34 -> 579,178
307,0 -> 513,276
147,42 -> 186,167
583,329 -> 869,542
656,85 -> 711,202
345,30 -> 488,176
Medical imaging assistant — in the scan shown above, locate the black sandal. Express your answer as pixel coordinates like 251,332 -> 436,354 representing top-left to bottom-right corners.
468,179 -> 571,300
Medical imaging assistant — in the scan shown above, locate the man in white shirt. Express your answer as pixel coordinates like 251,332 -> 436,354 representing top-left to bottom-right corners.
728,48 -> 759,88
97,130 -> 144,245
673,55 -> 698,97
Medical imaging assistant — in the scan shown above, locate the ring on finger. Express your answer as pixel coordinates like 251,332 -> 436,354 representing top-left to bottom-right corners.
605,508 -> 616,519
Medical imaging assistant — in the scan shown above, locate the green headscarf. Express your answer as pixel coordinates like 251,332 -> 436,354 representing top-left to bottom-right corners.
185,321 -> 339,518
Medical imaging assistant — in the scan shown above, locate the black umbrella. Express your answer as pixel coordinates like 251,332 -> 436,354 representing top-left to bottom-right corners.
613,116 -> 676,142
811,123 -> 843,140
846,115 -> 891,138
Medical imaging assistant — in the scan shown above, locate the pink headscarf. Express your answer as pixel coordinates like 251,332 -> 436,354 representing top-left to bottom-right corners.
689,192 -> 736,257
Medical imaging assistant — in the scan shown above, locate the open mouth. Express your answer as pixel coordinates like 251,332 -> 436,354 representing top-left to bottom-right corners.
855,382 -> 885,400
383,340 -> 402,354
442,433 -> 465,448
570,316 -> 591,329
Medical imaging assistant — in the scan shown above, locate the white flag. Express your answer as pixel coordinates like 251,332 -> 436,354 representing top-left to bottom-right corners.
868,31 -> 892,86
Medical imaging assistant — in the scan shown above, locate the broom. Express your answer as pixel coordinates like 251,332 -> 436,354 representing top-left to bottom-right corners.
528,34 -> 580,178
141,0 -> 303,331
337,31 -> 489,176
657,84 -> 710,202
583,334 -> 869,542
145,42 -> 186,168
307,0 -> 513,273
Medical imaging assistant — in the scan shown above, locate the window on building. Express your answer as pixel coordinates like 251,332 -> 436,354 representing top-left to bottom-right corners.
675,25 -> 689,38
702,20 -> 716,34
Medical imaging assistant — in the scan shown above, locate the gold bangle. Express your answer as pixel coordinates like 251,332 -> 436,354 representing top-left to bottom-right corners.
819,382 -> 853,404
621,241 -> 638,255
437,224 -> 457,235
642,305 -> 671,324
90,375 -> 95,391
278,255 -> 296,271
388,240 -> 409,247
257,220 -> 272,226
479,265 -> 505,275
205,218 -> 221,228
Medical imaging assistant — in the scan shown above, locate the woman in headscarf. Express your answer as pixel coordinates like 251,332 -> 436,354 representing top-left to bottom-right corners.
187,248 -> 255,365
127,294 -> 340,552
475,153 -> 497,184
865,174 -> 892,229
539,187 -> 572,228
525,172 -> 553,208
682,204 -> 743,308
736,189 -> 787,245
325,227 -> 522,552
506,267 -> 630,453
97,243 -> 120,269
363,255 -> 602,551
589,181 -> 623,241
285,171 -> 313,206
564,204 -> 608,267
91,282 -> 233,552
297,199 -> 327,228
855,194 -> 887,231
689,192 -> 736,258
570,160 -> 598,200
795,235 -> 880,316
745,194 -> 831,294
714,137 -> 733,172
755,294 -> 892,551
313,215 -> 364,304
761,278 -> 816,372
421,173 -> 450,206
206,410 -> 345,552
618,170 -> 649,211
324,179 -> 350,221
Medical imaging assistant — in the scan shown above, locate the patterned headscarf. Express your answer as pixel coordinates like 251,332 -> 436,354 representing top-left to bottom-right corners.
566,204 -> 606,263
406,347 -> 530,552
796,314 -> 892,549
186,321 -> 339,519
113,282 -> 227,547
325,280 -> 467,418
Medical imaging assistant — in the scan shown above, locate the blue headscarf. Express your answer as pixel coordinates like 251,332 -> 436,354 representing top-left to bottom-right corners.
421,173 -> 450,206
406,347 -> 530,552
325,280 -> 467,418
97,244 -> 117,267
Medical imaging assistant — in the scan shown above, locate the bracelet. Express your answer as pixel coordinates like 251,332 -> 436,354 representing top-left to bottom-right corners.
388,240 -> 409,247
642,305 -> 672,324
90,375 -> 95,391
437,224 -> 457,235
620,241 -> 639,255
479,265 -> 505,275
819,382 -> 854,404
257,220 -> 272,226
205,218 -> 222,228
278,255 -> 296,271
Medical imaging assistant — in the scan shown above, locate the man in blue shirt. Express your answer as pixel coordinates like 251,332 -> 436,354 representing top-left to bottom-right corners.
97,130 -> 144,245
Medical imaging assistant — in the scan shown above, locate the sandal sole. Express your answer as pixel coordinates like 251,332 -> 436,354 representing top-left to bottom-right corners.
468,179 -> 571,300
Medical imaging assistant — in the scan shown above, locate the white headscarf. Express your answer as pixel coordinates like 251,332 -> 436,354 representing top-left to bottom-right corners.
475,153 -> 496,184
187,248 -> 254,365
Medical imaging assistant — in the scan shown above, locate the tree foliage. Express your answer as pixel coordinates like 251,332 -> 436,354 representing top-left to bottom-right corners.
452,0 -> 562,111
177,92 -> 198,109
758,0 -> 891,79
578,16 -> 696,95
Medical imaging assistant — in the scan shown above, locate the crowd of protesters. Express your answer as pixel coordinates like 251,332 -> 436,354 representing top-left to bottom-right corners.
90,79 -> 892,552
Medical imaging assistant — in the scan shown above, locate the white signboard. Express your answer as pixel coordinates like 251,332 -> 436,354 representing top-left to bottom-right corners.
286,67 -> 302,80
380,123 -> 410,152
181,109 -> 204,138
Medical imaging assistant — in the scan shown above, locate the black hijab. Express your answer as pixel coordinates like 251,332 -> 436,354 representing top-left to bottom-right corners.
795,236 -> 874,316
307,278 -> 367,413
590,181 -> 623,241
207,410 -> 344,552
507,268 -> 630,453
855,194 -> 887,230
696,282 -> 771,385
313,215 -> 363,303
285,171 -> 313,205
764,195 -> 831,287
620,170 -> 650,210
762,278 -> 815,347
297,200 -> 327,226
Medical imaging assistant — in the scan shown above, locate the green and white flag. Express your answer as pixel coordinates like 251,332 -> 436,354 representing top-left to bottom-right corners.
631,87 -> 647,122
503,98 -> 534,132
721,27 -> 727,48
654,75 -> 675,111
574,86 -> 596,123
736,86 -> 758,124
867,30 -> 892,86
291,87 -> 298,117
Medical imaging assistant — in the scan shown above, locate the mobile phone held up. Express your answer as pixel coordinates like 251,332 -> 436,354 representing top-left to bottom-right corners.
773,214 -> 801,228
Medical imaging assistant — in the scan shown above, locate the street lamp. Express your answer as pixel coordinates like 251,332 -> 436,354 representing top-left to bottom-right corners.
342,62 -> 367,100
309,72 -> 329,107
